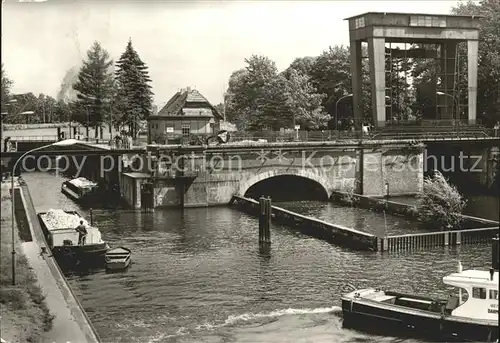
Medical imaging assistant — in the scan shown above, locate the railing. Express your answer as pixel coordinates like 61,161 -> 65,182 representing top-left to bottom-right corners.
372,130 -> 494,140
229,128 -> 496,143
379,227 -> 499,252
5,129 -> 497,147
8,135 -> 59,141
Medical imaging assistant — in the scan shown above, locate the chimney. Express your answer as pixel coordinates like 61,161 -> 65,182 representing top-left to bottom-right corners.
186,86 -> 191,92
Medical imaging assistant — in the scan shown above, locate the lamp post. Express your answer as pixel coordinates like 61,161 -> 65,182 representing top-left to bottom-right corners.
436,91 -> 459,123
335,94 -> 353,131
10,139 -> 79,285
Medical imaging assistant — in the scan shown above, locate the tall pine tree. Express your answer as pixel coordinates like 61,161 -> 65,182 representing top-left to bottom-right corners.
72,41 -> 114,138
115,39 -> 153,138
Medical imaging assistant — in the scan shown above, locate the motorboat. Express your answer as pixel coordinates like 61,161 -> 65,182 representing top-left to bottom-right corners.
341,236 -> 499,342
61,177 -> 99,203
105,247 -> 132,271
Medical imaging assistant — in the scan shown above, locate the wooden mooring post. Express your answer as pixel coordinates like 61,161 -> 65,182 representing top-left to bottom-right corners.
259,196 -> 271,245
89,208 -> 93,226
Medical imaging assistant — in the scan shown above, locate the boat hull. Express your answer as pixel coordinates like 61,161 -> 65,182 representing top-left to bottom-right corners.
52,243 -> 108,268
105,260 -> 131,271
342,299 -> 499,342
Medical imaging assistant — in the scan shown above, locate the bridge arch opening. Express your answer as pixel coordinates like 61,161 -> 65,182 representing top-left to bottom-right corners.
243,175 -> 329,201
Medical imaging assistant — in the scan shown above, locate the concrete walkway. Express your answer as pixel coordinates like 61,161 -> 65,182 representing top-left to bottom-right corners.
19,185 -> 100,343
21,242 -> 89,343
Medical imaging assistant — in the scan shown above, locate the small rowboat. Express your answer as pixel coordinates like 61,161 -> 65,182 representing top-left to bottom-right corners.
105,247 -> 131,271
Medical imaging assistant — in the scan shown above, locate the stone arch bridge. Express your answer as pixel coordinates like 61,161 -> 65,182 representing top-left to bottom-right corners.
126,141 -> 425,208
2,139 -> 496,209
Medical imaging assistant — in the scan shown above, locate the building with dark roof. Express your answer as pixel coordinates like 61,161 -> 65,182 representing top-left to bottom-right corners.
147,87 -> 222,144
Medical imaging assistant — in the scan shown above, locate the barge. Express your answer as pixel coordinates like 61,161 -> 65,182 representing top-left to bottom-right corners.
341,236 -> 499,342
37,209 -> 109,267
61,177 -> 99,204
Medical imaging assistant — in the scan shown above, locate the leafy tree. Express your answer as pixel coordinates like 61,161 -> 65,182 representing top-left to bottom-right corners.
72,41 -> 114,135
225,56 -> 278,130
54,100 -> 71,122
9,93 -> 38,123
1,63 -> 13,114
224,68 -> 251,128
249,74 -> 290,130
283,56 -> 317,78
214,103 -> 225,120
225,55 -> 328,130
416,172 -> 466,230
115,39 -> 154,138
282,69 -> 329,129
4,93 -> 61,124
307,45 -> 372,128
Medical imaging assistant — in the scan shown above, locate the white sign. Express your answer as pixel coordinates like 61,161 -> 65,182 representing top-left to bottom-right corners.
165,127 -> 174,133
295,125 -> 300,130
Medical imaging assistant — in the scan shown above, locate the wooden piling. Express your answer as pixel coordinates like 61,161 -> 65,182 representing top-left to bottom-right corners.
266,197 -> 272,244
259,197 -> 265,244
258,196 -> 271,245
90,208 -> 93,226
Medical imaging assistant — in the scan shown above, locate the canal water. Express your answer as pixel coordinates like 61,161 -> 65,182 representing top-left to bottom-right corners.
23,172 -> 494,343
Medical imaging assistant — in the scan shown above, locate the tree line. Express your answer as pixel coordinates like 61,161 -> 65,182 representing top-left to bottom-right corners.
1,39 -> 153,138
223,0 -> 499,130
1,0 -> 498,133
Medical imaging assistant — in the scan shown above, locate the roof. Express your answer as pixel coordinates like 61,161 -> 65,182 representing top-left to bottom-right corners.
344,12 -> 483,20
155,88 -> 222,119
122,172 -> 151,179
443,269 -> 498,286
68,177 -> 97,189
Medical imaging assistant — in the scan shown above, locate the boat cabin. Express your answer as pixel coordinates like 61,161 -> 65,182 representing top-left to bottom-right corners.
48,227 -> 104,248
442,269 -> 499,321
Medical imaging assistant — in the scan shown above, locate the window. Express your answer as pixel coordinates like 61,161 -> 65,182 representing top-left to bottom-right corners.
472,287 -> 487,299
489,290 -> 499,300
355,17 -> 365,29
182,124 -> 190,136
409,15 -> 446,27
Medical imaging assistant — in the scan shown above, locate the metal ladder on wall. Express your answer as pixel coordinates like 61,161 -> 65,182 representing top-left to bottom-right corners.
385,42 -> 393,123
453,44 -> 468,125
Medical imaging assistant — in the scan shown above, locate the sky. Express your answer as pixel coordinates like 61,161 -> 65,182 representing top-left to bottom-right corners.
2,0 -> 469,106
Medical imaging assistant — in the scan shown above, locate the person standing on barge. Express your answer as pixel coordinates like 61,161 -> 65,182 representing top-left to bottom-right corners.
75,220 -> 88,246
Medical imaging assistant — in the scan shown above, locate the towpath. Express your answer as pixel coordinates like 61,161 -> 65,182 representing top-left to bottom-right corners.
19,183 -> 100,343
